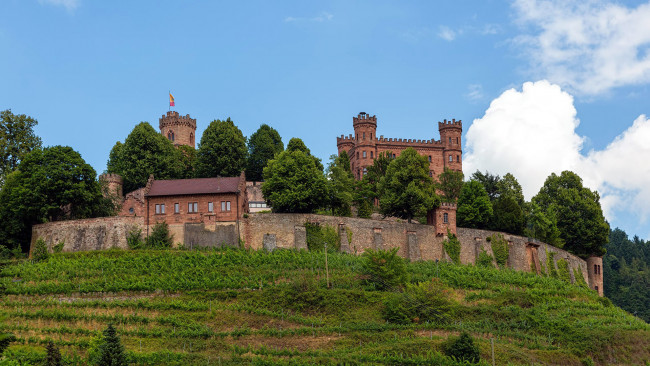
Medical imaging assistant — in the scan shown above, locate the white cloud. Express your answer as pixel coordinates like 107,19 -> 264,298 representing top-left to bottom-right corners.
512,0 -> 650,95
464,80 -> 650,227
39,0 -> 79,11
437,26 -> 457,41
284,12 -> 333,23
466,84 -> 484,101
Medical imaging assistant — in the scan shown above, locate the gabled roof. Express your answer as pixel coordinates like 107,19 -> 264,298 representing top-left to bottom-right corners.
146,177 -> 240,197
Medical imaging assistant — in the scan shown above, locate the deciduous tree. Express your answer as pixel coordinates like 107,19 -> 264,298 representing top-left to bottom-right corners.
0,110 -> 42,186
195,118 -> 247,178
246,124 -> 283,181
436,168 -> 464,202
457,180 -> 492,229
326,152 -> 354,217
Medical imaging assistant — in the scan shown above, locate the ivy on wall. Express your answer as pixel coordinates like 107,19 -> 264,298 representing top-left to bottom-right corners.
443,232 -> 461,265
489,234 -> 509,268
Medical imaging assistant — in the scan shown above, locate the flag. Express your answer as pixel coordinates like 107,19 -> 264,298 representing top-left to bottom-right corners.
169,93 -> 175,107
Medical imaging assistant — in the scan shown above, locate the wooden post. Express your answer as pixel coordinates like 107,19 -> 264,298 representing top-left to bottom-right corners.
491,338 -> 495,366
324,243 -> 330,288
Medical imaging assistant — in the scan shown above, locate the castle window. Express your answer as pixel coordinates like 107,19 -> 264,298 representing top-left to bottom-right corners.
188,202 -> 198,213
595,285 -> 599,292
129,207 -> 134,214
221,201 -> 231,211
449,137 -> 452,144
167,131 -> 175,142
457,155 -> 460,162
456,137 -> 459,144
370,151 -> 373,158
363,132 -> 365,140
190,132 -> 194,146
357,152 -> 359,159
429,171 -> 433,177
174,203 -> 179,214
449,155 -> 453,162
155,204 -> 165,214
392,153 -> 396,158
370,133 -> 373,140
363,167 -> 367,176
363,151 -> 367,158
443,213 -> 449,224
428,155 -> 432,162
208,202 -> 214,212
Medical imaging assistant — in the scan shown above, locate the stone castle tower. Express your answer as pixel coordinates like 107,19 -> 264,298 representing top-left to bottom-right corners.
159,111 -> 197,149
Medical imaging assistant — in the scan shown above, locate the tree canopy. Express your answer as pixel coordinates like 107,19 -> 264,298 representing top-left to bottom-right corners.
106,122 -> 185,193
195,118 -> 247,178
436,168 -> 464,202
246,124 -> 284,181
457,180 -> 493,229
262,147 -> 328,213
286,137 -> 324,172
0,110 -> 42,186
326,152 -> 354,217
0,146 -> 109,252
378,148 -> 438,223
471,170 -> 500,201
532,171 -> 609,257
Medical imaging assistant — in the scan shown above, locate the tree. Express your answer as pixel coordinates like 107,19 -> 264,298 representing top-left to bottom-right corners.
490,173 -> 526,235
262,148 -> 328,213
106,122 -> 185,193
96,324 -> 128,366
525,201 -> 562,246
444,332 -> 480,363
471,170 -> 500,201
0,110 -> 42,186
45,340 -> 62,366
145,222 -> 173,249
496,173 -> 525,206
177,145 -> 196,179
246,124 -> 284,181
378,148 -> 438,223
286,137 -> 323,172
326,153 -> 354,217
457,180 -> 492,229
436,168 -> 464,202
195,118 -> 247,178
354,151 -> 393,218
0,146 -> 109,252
532,171 -> 609,257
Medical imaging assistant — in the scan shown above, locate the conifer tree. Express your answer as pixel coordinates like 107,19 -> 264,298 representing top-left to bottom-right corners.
45,340 -> 62,366
96,324 -> 128,366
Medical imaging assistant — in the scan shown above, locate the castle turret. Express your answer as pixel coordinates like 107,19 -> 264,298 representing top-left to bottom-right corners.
98,173 -> 124,206
438,119 -> 462,172
586,256 -> 604,296
352,112 -> 377,179
159,111 -> 197,149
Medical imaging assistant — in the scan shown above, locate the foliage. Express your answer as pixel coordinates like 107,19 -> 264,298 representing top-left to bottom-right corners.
0,146 -> 110,252
443,232 -> 461,265
490,195 -> 525,235
304,222 -> 340,252
195,118 -> 247,178
45,341 -> 62,366
436,168 -> 464,203
246,124 -> 284,182
524,201 -> 562,247
32,239 -> 49,262
96,324 -> 128,366
489,234 -> 509,268
477,249 -> 494,268
176,145 -> 196,179
262,147 -> 328,213
556,258 -> 571,283
286,137 -> 323,172
52,241 -> 64,254
383,280 -> 454,325
145,222 -> 173,249
444,332 -> 480,364
470,170 -> 500,200
532,171 -> 609,258
0,334 -> 16,355
354,151 -> 392,216
378,148 -> 439,223
106,122 -> 185,193
0,110 -> 42,187
126,227 -> 144,250
360,248 -> 408,291
326,153 -> 354,217
457,180 -> 492,229
546,250 -> 558,278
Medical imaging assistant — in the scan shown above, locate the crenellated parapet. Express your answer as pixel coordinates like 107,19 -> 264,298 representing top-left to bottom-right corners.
353,112 -> 377,127
438,118 -> 462,130
159,111 -> 197,130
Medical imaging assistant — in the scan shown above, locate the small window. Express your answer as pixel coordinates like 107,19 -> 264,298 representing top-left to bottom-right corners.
595,285 -> 599,292
129,207 -> 134,214
370,151 -> 373,158
456,137 -> 459,144
357,151 -> 359,159
221,201 -> 231,211
174,203 -> 179,213
429,171 -> 433,177
370,133 -> 373,140
428,155 -> 432,162
155,204 -> 165,214
167,131 -> 175,142
363,167 -> 367,176
457,155 -> 460,162
208,202 -> 213,212
392,153 -> 396,158
443,213 -> 449,224
449,155 -> 453,162
449,137 -> 452,144
188,202 -> 198,213
363,151 -> 367,158
594,264 -> 598,274
190,132 -> 194,146
363,132 -> 365,140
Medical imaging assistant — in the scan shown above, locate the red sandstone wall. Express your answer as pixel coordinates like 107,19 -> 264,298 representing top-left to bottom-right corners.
147,193 -> 241,226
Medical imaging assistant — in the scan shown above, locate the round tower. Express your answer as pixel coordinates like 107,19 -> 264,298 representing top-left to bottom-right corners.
159,111 -> 197,149
352,112 -> 377,178
98,173 -> 124,202
438,119 -> 462,172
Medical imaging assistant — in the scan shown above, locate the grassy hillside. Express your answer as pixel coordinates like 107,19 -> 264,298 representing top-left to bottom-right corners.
0,248 -> 648,365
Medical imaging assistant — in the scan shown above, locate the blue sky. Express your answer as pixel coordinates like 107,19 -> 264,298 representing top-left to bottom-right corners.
2,0 -> 650,239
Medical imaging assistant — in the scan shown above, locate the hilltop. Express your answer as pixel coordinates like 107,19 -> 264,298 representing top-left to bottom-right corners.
0,248 -> 648,365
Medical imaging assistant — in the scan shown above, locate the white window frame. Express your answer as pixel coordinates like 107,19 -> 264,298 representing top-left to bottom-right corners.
174,203 -> 179,214
208,202 -> 213,212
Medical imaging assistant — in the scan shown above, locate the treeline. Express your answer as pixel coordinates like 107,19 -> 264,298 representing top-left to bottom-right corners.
603,228 -> 650,322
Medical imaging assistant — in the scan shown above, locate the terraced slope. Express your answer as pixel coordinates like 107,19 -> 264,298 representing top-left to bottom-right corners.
0,249 -> 648,365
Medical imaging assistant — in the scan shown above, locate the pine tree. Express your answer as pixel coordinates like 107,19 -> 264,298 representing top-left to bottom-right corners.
45,340 -> 62,366
96,324 -> 128,366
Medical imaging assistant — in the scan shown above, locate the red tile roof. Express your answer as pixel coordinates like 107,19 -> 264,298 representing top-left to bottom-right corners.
147,177 -> 240,197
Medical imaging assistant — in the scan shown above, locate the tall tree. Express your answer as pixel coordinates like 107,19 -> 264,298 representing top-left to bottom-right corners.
195,118 -> 247,178
106,122 -> 185,193
286,137 -> 323,172
0,110 -> 42,186
436,168 -> 464,202
490,173 -> 526,235
471,170 -> 500,201
262,148 -> 328,213
532,171 -> 609,257
378,148 -> 438,223
326,153 -> 354,217
246,124 -> 284,181
0,146 -> 109,252
457,180 -> 493,229
354,151 -> 393,218
96,324 -> 128,366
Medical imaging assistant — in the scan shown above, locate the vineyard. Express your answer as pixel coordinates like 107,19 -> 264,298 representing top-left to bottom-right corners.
0,248 -> 648,365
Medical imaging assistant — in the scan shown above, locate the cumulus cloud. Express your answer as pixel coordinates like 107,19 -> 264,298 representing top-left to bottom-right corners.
39,0 -> 79,11
463,80 -> 650,225
284,12 -> 333,23
437,26 -> 457,41
512,0 -> 650,95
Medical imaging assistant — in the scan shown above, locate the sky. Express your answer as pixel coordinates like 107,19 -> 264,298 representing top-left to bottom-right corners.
2,0 -> 650,239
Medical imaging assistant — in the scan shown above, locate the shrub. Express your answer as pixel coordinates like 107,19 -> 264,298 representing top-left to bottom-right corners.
305,222 -> 340,251
546,250 -> 558,278
356,199 -> 373,219
96,324 -> 128,366
126,227 -> 144,250
45,340 -> 62,366
557,258 -> 571,283
0,334 -> 16,355
574,268 -> 588,287
382,280 -> 454,324
360,248 -> 408,291
145,222 -> 173,249
490,234 -> 509,268
443,232 -> 461,265
477,248 -> 494,268
52,241 -> 64,253
32,238 -> 49,262
444,332 -> 480,363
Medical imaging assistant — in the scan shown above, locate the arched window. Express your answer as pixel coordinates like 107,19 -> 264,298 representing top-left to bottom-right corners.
448,137 -> 452,143
449,155 -> 453,162
190,132 -> 194,146
443,213 -> 449,223
167,131 -> 175,142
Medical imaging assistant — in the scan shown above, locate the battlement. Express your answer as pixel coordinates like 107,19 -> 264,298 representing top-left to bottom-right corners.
353,112 -> 377,125
159,111 -> 197,129
439,202 -> 457,209
99,173 -> 123,184
438,119 -> 462,129
376,136 -> 443,146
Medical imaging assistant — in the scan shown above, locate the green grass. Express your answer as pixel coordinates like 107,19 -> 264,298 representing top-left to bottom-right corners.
0,248 -> 648,365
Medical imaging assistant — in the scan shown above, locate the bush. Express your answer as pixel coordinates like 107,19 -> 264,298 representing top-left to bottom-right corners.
0,334 -> 16,355
32,238 -> 49,262
145,222 -> 173,249
444,332 -> 480,363
383,280 -> 454,324
360,248 -> 408,291
557,258 -> 571,283
45,340 -> 62,366
490,234 -> 509,268
477,248 -> 494,268
126,227 -> 144,250
356,199 -> 373,219
96,324 -> 128,366
52,241 -> 64,253
443,232 -> 461,265
305,222 -> 340,251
